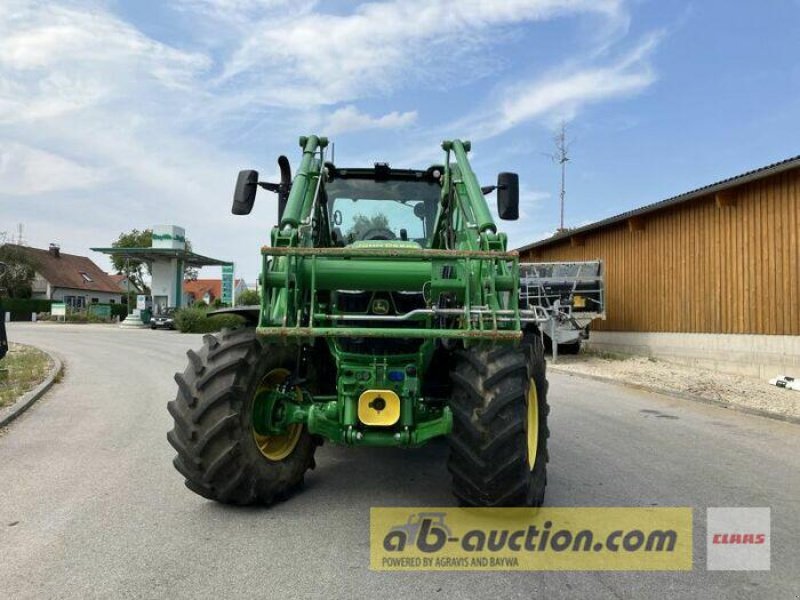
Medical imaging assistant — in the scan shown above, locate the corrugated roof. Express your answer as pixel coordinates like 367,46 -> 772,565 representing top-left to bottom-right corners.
7,245 -> 122,294
517,154 -> 800,252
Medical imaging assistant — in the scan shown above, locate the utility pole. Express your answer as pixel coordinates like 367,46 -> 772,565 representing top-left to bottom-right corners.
545,122 -> 572,232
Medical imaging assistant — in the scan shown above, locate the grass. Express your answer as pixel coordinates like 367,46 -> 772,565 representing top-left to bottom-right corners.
0,343 -> 52,409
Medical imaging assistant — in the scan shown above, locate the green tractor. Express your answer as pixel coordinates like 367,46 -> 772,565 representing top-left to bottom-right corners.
168,135 -> 549,507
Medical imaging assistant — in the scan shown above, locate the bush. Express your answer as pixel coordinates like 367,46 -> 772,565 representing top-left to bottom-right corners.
66,311 -> 108,324
174,306 -> 244,333
236,289 -> 260,306
111,304 -> 128,319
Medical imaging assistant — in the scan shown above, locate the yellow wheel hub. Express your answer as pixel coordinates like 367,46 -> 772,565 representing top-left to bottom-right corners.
526,378 -> 539,468
252,368 -> 303,461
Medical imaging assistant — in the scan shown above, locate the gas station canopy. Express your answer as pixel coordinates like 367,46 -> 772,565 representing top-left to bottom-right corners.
89,247 -> 230,268
91,225 -> 233,312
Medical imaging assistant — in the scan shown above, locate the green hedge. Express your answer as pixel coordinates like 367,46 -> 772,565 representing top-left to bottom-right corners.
0,298 -> 53,321
0,299 -> 128,322
110,304 -> 128,319
174,307 -> 245,333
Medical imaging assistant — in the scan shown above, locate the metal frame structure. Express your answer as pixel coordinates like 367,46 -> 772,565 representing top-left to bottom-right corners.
519,260 -> 605,361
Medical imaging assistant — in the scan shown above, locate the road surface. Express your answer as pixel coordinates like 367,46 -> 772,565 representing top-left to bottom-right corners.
1,323 -> 797,599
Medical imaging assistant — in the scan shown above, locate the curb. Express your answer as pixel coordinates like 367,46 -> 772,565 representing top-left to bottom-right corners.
0,346 -> 63,429
549,366 -> 800,426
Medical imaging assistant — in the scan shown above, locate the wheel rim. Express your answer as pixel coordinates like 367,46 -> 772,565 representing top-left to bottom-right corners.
252,368 -> 302,461
526,378 -> 539,468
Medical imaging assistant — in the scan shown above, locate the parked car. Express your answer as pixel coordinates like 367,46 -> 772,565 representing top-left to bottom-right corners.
150,308 -> 177,330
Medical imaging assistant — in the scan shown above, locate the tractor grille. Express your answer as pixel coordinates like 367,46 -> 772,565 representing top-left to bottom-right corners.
334,290 -> 426,354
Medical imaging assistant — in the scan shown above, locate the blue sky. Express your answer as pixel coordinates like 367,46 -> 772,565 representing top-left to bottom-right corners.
1,0 -> 798,282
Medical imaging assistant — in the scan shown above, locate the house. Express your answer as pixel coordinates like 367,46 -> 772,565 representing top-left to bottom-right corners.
12,244 -> 123,309
518,155 -> 800,378
107,273 -> 140,294
184,278 -> 247,306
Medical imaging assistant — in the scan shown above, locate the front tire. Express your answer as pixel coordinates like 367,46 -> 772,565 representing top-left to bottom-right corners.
447,342 -> 549,506
167,328 -> 316,505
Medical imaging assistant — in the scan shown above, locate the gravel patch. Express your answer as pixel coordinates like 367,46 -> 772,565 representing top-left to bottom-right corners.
549,351 -> 800,420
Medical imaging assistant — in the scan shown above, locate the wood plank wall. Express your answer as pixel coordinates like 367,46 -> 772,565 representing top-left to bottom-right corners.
520,168 -> 800,334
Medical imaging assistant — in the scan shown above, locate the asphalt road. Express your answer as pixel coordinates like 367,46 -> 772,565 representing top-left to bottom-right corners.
1,323 -> 797,599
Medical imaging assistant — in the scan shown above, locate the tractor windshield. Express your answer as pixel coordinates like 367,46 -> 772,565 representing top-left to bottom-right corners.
326,178 -> 440,245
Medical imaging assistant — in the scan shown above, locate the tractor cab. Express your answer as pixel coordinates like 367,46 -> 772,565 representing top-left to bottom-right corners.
322,163 -> 443,247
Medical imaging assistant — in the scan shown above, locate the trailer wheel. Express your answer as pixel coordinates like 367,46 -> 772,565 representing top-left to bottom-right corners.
167,328 -> 316,505
447,342 -> 549,506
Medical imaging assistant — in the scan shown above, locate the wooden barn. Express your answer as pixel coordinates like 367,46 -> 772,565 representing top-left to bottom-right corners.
518,156 -> 800,377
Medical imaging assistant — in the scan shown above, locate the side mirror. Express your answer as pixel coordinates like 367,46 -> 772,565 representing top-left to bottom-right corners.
232,170 -> 259,215
496,172 -> 519,220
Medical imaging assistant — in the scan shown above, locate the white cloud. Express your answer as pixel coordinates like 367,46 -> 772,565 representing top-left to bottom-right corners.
325,105 -> 417,135
0,0 -> 659,279
0,3 -> 210,125
449,32 -> 661,140
219,0 -> 626,106
0,141 -> 103,194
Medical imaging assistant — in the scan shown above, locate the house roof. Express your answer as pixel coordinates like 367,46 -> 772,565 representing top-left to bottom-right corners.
517,154 -> 800,252
184,278 -> 245,300
184,279 -> 221,300
8,245 -> 122,294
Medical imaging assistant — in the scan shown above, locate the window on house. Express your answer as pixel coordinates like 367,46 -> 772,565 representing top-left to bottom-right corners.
80,272 -> 93,283
91,298 -> 99,304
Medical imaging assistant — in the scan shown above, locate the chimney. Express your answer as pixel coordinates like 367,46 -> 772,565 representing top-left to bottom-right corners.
49,243 -> 60,258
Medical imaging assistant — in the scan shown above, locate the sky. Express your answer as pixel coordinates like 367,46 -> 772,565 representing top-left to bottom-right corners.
1,0 -> 799,283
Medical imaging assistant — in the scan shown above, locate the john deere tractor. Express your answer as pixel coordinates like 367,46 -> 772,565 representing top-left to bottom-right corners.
168,135 -> 549,507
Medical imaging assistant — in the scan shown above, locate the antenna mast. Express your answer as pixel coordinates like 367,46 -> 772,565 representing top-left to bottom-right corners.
543,122 -> 572,232
554,123 -> 570,232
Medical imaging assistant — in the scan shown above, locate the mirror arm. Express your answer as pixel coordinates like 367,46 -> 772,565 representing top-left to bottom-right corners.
258,181 -> 292,194
480,185 -> 497,195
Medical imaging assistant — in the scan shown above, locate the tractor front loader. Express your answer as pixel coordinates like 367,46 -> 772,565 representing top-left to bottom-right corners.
168,135 -> 550,507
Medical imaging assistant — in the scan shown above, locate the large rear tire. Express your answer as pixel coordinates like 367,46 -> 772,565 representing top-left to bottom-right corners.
447,341 -> 549,506
167,328 -> 316,505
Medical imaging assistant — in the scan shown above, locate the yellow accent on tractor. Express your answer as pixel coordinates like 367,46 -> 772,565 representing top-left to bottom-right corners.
358,390 -> 401,426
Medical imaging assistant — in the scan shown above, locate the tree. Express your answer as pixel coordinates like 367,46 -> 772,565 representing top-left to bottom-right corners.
183,239 -> 199,281
236,289 -> 260,306
110,228 -> 197,290
111,229 -> 152,293
0,245 -> 37,299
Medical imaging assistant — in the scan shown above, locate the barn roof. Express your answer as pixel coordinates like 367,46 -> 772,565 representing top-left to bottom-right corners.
518,154 -> 800,252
